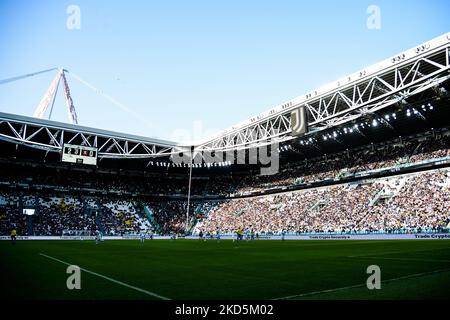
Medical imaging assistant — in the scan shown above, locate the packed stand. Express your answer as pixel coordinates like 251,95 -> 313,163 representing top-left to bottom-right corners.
197,168 -> 450,235
0,193 -> 152,236
230,133 -> 450,194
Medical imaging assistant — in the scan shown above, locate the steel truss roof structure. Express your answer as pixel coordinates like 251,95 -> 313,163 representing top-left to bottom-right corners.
0,33 -> 449,160
0,112 -> 178,158
196,33 -> 450,153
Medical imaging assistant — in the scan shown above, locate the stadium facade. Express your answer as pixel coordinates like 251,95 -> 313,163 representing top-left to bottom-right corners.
0,33 -> 449,238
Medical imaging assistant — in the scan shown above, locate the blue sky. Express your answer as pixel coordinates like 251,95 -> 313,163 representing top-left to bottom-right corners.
0,0 -> 449,143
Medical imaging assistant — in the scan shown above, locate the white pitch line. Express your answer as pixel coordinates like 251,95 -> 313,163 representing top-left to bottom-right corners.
273,283 -> 365,300
273,268 -> 450,300
39,253 -> 170,300
348,256 -> 450,263
347,247 -> 448,258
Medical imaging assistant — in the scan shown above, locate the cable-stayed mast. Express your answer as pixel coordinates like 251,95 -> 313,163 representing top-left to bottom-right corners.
61,70 -> 78,124
33,68 -> 78,124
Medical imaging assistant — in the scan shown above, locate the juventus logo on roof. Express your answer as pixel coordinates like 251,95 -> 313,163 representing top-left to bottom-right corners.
290,106 -> 308,136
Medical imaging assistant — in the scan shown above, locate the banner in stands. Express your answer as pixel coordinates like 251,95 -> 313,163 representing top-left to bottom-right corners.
1,234 -> 450,240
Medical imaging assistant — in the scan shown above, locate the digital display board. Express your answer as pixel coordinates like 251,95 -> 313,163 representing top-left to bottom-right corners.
62,144 -> 98,165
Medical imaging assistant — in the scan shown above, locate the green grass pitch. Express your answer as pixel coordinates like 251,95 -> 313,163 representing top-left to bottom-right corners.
1,239 -> 450,300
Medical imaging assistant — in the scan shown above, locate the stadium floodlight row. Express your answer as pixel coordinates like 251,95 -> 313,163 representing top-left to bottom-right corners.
0,33 -> 449,161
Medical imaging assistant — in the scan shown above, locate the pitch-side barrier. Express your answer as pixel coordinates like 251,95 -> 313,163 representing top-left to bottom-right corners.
1,234 -> 450,240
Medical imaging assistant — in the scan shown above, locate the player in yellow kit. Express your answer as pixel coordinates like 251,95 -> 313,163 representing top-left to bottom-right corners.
10,228 -> 17,245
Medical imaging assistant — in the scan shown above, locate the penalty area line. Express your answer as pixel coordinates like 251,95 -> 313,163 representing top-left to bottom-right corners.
39,253 -> 171,300
273,268 -> 450,300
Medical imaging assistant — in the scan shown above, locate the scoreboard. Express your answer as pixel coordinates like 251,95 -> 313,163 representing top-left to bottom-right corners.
62,144 -> 98,165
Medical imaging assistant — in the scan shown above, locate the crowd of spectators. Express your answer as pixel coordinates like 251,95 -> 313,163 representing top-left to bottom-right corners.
0,131 -> 448,236
144,201 -> 218,234
146,201 -> 191,234
0,133 -> 447,199
99,199 -> 152,235
196,168 -> 450,235
231,134 -> 449,194
360,170 -> 450,232
0,193 -> 26,236
0,193 -> 152,236
0,165 -> 206,196
1,167 -> 448,236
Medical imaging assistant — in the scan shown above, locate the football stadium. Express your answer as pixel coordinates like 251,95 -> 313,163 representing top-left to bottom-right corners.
0,1 -> 449,312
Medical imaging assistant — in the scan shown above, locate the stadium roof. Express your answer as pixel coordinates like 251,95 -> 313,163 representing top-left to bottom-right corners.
0,111 -> 179,158
0,33 -> 449,172
0,111 -> 178,147
196,32 -> 450,152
